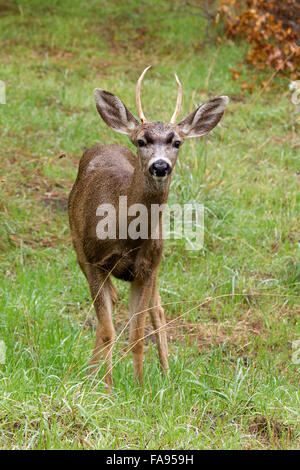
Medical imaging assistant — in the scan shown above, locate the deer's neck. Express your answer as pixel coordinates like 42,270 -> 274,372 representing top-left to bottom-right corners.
129,166 -> 170,207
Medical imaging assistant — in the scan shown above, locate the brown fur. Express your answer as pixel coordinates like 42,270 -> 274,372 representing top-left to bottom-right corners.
68,83 -> 228,387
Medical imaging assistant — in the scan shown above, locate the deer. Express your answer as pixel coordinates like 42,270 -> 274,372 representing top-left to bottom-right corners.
68,66 -> 229,388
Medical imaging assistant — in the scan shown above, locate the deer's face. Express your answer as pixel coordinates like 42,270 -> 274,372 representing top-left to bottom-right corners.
132,122 -> 182,180
94,66 -> 229,185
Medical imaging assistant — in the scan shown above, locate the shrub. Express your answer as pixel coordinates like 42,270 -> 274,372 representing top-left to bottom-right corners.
219,0 -> 300,79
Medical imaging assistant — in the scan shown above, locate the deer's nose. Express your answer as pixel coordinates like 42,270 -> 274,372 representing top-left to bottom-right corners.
149,159 -> 172,177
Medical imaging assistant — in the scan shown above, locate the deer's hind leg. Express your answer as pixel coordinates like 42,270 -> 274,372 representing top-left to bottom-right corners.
84,263 -> 116,389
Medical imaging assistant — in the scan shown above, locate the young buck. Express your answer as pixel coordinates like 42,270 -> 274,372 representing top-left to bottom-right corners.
68,66 -> 229,387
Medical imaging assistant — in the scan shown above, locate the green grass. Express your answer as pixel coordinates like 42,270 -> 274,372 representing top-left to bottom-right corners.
0,0 -> 299,449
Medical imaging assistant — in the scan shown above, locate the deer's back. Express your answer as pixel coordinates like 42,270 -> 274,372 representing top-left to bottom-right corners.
69,144 -> 135,220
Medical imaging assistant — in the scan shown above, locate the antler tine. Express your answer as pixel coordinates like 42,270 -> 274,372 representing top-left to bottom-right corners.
136,65 -> 151,123
170,73 -> 182,124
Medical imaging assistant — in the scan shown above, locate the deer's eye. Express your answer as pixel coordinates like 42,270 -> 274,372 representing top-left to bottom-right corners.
137,139 -> 146,147
173,141 -> 181,148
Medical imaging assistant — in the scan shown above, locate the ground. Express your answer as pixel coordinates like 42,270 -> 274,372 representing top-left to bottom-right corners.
0,0 -> 299,449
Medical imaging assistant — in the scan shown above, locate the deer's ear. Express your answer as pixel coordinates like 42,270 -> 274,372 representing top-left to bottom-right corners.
94,89 -> 139,136
177,96 -> 229,139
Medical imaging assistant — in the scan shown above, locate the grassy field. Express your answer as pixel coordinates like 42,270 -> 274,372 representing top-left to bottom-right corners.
0,0 -> 299,450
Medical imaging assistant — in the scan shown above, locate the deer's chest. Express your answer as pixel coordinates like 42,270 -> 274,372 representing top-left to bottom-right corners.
100,239 -> 162,282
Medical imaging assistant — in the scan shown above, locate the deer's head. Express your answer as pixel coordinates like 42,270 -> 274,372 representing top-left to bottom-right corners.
94,66 -> 228,183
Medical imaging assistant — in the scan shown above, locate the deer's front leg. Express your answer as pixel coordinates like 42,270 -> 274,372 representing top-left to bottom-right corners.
84,264 -> 115,390
129,276 -> 154,384
150,277 -> 169,373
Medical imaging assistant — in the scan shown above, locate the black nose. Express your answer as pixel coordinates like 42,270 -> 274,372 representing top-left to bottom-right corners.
149,159 -> 172,177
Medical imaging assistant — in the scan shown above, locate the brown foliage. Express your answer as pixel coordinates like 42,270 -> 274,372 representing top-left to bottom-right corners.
219,0 -> 300,78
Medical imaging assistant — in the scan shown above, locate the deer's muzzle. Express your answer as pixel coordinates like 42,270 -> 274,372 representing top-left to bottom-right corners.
149,159 -> 172,178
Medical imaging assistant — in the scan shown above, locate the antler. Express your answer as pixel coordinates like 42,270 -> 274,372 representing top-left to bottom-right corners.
170,73 -> 182,124
136,65 -> 151,123
136,67 -> 182,124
